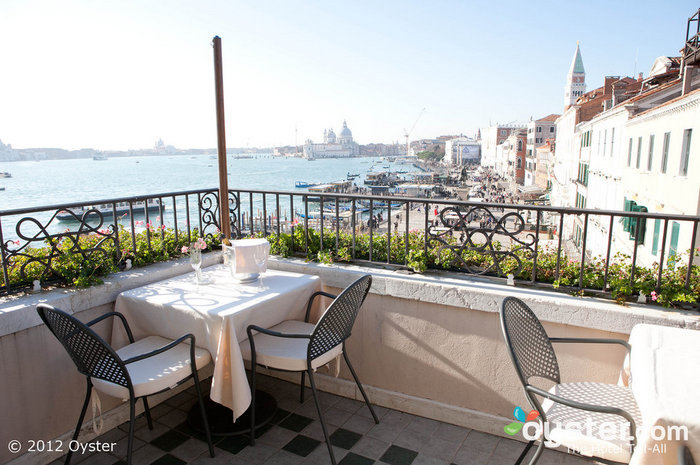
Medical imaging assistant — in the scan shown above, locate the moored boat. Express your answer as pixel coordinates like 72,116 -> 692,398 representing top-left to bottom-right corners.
57,199 -> 165,222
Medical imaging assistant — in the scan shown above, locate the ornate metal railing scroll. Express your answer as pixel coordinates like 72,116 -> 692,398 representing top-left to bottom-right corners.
198,190 -> 241,240
3,208 -> 116,289
427,205 -> 537,276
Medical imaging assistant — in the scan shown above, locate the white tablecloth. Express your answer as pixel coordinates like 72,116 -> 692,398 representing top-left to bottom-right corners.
112,265 -> 321,420
629,324 -> 700,465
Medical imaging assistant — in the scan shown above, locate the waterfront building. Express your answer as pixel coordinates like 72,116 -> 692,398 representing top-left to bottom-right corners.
479,122 -> 526,169
525,114 -> 559,186
499,130 -> 527,185
551,48 -> 699,267
0,139 -> 18,161
534,139 -> 554,192
303,120 -> 360,159
443,137 -> 481,166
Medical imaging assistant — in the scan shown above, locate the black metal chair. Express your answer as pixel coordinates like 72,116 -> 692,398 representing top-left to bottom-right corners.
36,304 -> 215,465
500,296 -> 640,465
680,446 -> 697,465
243,274 -> 379,465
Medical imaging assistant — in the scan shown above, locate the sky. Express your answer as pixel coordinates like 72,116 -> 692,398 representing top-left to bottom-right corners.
0,0 -> 697,151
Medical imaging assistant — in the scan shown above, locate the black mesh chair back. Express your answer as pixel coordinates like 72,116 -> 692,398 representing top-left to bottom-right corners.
500,296 -> 560,385
681,446 -> 697,465
37,304 -> 129,387
308,274 -> 372,361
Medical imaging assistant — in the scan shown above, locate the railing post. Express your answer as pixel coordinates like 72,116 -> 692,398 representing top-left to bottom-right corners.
0,217 -> 10,295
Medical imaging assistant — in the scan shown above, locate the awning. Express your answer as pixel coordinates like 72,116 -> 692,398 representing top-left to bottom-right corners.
517,185 -> 544,195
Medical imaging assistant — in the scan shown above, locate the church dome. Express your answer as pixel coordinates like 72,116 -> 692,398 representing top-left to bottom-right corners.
340,120 -> 352,138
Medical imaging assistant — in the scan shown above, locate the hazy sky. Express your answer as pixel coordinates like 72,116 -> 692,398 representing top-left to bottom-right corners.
0,0 -> 697,150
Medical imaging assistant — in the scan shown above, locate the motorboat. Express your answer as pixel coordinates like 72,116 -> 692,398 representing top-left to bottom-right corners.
0,172 -> 11,178
57,199 -> 165,222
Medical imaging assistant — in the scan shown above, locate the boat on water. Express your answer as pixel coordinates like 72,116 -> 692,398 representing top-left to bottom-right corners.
57,199 -> 165,222
0,172 -> 12,178
347,172 -> 360,179
295,181 -> 318,188
93,154 -> 108,161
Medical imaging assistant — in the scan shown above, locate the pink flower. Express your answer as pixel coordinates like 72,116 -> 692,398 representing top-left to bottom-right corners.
99,229 -> 110,235
13,240 -> 20,246
195,238 -> 207,250
181,245 -> 189,254
135,220 -> 144,226
146,222 -> 152,229
161,225 -> 166,230
156,216 -> 161,222
651,291 -> 658,301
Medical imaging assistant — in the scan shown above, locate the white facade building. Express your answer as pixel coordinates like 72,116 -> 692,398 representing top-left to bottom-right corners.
303,121 -> 359,159
443,137 -> 480,166
553,57 -> 700,267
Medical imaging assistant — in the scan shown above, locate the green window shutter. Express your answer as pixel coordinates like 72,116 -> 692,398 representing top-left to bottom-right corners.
669,222 -> 680,258
629,204 -> 640,240
623,199 -> 632,232
652,219 -> 661,255
637,206 -> 647,244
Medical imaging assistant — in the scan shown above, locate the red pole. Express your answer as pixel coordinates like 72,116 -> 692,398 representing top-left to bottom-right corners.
212,36 -> 231,242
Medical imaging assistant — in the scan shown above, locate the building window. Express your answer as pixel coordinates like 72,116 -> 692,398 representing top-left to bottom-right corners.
661,132 -> 670,173
537,127 -> 542,133
549,126 -> 554,132
517,140 -> 522,151
603,129 -> 607,157
610,128 -> 615,157
500,129 -> 506,136
517,158 -> 522,169
636,137 -> 642,169
577,162 -> 589,186
628,138 -> 633,166
680,129 -> 692,176
647,135 -> 654,171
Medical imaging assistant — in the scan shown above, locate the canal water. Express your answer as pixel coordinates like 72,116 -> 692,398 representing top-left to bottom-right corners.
0,154 -> 421,240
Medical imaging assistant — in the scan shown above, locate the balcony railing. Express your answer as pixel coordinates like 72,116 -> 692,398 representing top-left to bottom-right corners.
1,188 -> 698,306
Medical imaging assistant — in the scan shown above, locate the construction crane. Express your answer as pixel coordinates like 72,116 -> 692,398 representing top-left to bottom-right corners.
403,107 -> 426,157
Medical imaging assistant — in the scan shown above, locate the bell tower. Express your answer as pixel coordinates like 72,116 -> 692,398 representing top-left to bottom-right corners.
564,42 -> 586,109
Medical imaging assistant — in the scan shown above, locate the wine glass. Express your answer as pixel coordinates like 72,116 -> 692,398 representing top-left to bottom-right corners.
190,243 -> 202,284
253,246 -> 267,290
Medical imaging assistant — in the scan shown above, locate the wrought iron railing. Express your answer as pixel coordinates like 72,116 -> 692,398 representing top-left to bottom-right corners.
1,188 -> 699,305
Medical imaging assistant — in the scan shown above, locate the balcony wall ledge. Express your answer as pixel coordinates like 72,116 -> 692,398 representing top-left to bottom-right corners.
270,257 -> 700,334
0,252 -> 222,338
1,252 -> 697,340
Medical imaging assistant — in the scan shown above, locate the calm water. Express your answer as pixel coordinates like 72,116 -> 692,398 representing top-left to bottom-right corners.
0,154 -> 419,240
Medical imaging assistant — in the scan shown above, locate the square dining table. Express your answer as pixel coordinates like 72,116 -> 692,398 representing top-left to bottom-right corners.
111,264 -> 321,421
628,323 -> 700,465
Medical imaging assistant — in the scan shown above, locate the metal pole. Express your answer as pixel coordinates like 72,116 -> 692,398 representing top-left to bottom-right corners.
212,36 -> 231,242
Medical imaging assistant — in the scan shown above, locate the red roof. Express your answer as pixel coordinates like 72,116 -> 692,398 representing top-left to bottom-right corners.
536,114 -> 560,122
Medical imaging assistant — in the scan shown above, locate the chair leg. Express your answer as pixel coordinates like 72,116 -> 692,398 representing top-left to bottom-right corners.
300,372 -> 306,403
142,398 -> 154,430
343,348 -> 379,424
64,378 -> 92,465
307,370 -> 336,465
527,440 -> 545,465
514,439 -> 534,465
250,360 -> 257,446
126,397 -> 136,465
192,371 -> 215,457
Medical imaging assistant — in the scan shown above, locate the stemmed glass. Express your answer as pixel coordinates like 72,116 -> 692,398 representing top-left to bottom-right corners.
253,246 -> 267,290
190,243 -> 203,284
